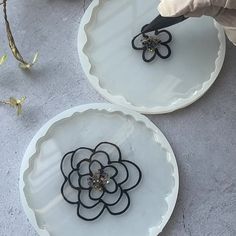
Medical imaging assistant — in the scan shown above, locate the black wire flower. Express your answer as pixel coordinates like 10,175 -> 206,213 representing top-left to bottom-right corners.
132,24 -> 172,63
60,142 -> 142,221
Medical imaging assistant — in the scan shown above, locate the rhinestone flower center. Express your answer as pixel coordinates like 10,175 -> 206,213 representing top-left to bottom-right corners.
88,169 -> 110,192
141,35 -> 161,52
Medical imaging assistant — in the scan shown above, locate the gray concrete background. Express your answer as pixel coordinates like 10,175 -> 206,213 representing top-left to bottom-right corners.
0,0 -> 235,235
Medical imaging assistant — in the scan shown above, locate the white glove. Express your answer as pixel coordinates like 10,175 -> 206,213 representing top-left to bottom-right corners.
158,0 -> 236,45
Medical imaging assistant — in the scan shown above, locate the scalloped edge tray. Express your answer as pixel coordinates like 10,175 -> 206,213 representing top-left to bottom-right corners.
19,103 -> 179,236
78,0 -> 226,114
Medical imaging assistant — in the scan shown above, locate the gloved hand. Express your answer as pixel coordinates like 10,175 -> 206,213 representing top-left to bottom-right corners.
158,0 -> 236,45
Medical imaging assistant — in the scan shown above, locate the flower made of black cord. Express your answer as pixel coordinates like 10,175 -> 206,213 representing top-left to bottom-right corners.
132,24 -> 172,63
60,142 -> 142,221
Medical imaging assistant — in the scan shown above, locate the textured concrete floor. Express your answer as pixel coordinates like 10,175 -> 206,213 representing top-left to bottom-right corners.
0,0 -> 235,235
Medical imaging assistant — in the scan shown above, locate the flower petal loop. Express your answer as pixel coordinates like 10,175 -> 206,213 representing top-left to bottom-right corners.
60,142 -> 142,221
132,24 -> 172,62
94,142 -> 122,162
71,147 -> 93,170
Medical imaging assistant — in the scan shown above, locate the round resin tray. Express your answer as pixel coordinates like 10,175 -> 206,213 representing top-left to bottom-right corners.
20,103 -> 179,236
78,0 -> 226,114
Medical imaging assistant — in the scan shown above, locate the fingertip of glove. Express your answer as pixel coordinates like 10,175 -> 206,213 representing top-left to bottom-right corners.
158,2 -> 174,17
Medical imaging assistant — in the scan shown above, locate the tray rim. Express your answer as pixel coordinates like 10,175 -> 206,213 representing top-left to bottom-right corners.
19,103 -> 179,236
78,0 -> 226,114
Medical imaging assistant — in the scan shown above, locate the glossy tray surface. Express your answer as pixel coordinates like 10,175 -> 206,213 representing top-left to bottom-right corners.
20,104 -> 179,236
78,0 -> 225,114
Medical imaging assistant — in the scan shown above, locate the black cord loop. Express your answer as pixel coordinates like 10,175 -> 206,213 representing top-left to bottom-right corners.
60,142 -> 142,221
132,24 -> 172,62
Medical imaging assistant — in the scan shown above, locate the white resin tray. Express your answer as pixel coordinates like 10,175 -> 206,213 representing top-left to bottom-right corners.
19,103 -> 179,236
78,0 -> 226,114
